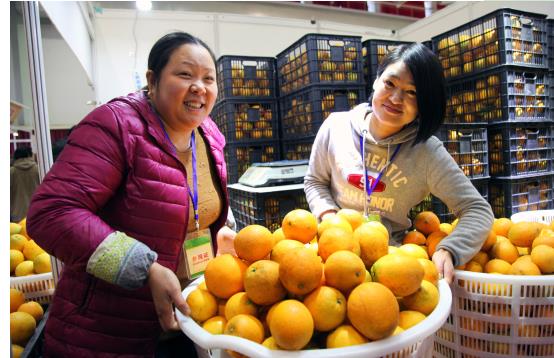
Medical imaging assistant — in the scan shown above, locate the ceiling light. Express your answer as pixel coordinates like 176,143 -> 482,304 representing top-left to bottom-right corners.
136,0 -> 152,11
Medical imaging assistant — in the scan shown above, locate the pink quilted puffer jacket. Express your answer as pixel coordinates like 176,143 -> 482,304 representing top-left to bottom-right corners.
27,91 -> 229,357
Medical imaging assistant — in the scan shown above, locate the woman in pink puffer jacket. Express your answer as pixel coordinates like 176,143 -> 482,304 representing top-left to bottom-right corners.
27,32 -> 235,357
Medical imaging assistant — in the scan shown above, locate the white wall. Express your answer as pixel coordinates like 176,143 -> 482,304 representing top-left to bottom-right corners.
41,1 -> 94,84
398,1 -> 554,41
42,23 -> 96,129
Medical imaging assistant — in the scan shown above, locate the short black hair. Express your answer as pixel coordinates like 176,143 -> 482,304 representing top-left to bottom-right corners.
374,43 -> 446,145
147,32 -> 216,86
13,146 -> 32,160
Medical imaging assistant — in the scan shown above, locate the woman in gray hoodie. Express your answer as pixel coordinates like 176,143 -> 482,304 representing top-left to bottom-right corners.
304,43 -> 493,283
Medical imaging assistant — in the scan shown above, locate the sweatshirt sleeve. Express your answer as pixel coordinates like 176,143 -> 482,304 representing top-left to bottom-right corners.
426,139 -> 494,266
27,105 -> 156,284
304,116 -> 340,220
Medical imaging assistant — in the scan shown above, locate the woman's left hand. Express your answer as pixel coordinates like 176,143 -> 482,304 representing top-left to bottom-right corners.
432,248 -> 454,284
148,262 -> 190,331
216,225 -> 236,256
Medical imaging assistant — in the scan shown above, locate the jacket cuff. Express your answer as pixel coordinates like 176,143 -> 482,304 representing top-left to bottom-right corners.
86,231 -> 158,289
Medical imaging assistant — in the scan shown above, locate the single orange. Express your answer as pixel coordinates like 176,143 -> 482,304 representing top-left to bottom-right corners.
347,282 -> 399,340
279,247 -> 323,296
204,254 -> 248,299
303,286 -> 346,332
414,211 -> 440,236
234,225 -> 274,262
269,300 -> 314,350
403,230 -> 426,245
281,209 -> 318,244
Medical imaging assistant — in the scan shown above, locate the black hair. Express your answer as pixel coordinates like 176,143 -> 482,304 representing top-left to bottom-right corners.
13,146 -> 32,160
147,32 -> 217,86
374,43 -> 446,145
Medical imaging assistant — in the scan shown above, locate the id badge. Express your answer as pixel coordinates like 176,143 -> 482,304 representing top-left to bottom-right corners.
182,228 -> 214,280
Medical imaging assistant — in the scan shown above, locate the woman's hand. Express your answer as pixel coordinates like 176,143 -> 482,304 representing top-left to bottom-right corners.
432,248 -> 454,284
148,262 -> 190,331
320,210 -> 337,222
216,225 -> 236,256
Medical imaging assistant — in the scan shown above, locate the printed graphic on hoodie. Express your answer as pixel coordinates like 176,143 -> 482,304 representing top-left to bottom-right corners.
340,151 -> 408,213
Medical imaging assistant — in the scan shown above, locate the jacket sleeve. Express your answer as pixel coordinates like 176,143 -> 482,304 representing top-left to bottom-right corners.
426,139 -> 494,266
27,105 -> 130,271
304,116 -> 340,220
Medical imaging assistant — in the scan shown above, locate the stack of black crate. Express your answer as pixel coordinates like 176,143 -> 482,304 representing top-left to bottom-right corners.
276,34 -> 366,161
211,56 -> 280,184
432,8 -> 553,220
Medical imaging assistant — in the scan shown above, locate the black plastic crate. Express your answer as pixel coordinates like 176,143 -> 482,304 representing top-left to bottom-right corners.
362,39 -> 414,88
211,100 -> 279,144
281,136 -> 315,161
279,84 -> 365,139
546,19 -> 554,71
445,66 -> 550,125
409,178 -> 490,224
432,8 -> 548,80
422,40 -> 433,51
276,33 -> 364,96
216,56 -> 276,100
437,126 -> 489,179
225,141 -> 280,184
228,184 -> 309,232
488,122 -> 553,178
549,71 -> 554,112
489,173 -> 554,218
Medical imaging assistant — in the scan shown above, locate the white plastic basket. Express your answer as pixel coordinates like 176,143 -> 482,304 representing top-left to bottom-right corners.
178,277 -> 452,358
433,270 -> 554,358
10,272 -> 55,304
511,209 -> 554,224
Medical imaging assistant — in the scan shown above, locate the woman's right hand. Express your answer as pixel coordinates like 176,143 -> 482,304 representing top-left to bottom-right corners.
148,262 -> 190,331
320,210 -> 337,222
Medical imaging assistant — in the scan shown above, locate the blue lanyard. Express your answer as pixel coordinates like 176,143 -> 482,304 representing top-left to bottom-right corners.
359,135 -> 401,196
155,115 -> 200,231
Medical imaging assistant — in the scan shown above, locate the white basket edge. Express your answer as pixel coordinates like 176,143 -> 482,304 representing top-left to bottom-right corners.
178,277 -> 452,358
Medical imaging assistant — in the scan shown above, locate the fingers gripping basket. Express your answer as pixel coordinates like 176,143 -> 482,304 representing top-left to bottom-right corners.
178,278 -> 452,358
434,270 -> 554,357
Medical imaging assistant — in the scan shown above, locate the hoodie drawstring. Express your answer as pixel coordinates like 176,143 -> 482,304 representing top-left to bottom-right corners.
360,132 -> 402,218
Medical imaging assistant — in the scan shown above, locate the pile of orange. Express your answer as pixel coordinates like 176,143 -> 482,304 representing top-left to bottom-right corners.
10,218 -> 52,277
404,211 -> 554,276
187,208 -> 442,352
10,288 -> 45,357
462,217 -> 554,276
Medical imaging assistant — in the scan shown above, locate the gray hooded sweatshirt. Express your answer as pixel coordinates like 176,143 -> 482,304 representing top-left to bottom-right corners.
304,103 -> 493,266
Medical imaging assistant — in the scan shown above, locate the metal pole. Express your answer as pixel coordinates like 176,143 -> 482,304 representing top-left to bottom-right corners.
22,1 -> 63,285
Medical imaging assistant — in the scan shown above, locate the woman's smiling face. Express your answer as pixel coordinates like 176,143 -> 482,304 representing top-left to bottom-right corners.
149,43 -> 217,131
371,61 -> 419,137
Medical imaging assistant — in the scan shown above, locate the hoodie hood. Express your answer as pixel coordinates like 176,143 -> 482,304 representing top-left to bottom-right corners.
351,103 -> 418,146
13,157 -> 36,170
